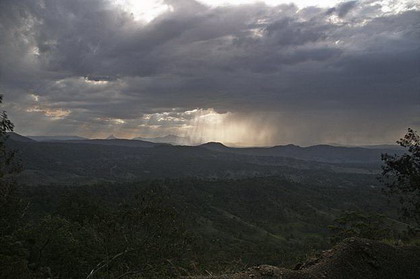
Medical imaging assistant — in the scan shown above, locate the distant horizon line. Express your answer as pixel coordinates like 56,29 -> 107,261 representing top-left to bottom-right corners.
12,132 -> 400,149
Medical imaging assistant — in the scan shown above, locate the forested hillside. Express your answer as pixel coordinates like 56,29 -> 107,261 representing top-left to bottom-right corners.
2,176 -> 405,278
1,134 -> 416,278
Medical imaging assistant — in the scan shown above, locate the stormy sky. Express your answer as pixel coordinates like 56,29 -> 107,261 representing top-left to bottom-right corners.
0,0 -> 419,146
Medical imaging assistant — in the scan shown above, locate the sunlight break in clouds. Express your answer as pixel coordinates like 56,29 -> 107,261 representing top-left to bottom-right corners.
135,108 -> 277,146
184,109 -> 277,146
112,0 -> 174,22
26,106 -> 71,119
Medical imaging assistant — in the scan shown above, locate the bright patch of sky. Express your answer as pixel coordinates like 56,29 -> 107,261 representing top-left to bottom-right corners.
112,0 -> 173,22
112,0 -> 419,23
197,0 -> 346,8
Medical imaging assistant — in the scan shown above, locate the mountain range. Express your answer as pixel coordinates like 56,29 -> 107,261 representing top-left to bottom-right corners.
27,135 -> 88,141
26,133 -> 192,145
6,132 -> 403,185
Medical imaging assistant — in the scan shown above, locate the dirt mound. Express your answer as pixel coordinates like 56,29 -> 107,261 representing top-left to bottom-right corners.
187,238 -> 420,279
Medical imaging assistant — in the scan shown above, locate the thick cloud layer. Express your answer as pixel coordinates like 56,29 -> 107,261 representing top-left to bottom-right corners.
1,0 -> 419,145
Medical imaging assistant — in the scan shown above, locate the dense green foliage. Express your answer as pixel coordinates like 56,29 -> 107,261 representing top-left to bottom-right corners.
0,175 -> 403,278
381,128 -> 420,225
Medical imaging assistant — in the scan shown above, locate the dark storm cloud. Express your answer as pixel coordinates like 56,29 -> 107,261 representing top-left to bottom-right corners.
0,0 -> 419,144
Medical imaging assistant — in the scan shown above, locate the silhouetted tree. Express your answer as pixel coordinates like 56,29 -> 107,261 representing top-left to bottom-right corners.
0,95 -> 31,278
381,128 -> 420,225
0,94 -> 22,234
0,95 -> 15,178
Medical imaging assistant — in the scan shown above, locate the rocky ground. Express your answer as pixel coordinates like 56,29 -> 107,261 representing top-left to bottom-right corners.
186,238 -> 420,279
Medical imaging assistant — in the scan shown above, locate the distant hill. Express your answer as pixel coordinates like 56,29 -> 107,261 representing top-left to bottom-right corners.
200,142 -> 403,163
199,141 -> 229,151
7,132 -> 35,142
133,134 -> 191,145
106,134 -> 118,140
28,135 -> 88,141
360,144 -> 404,150
27,134 -> 191,145
60,138 -> 157,148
